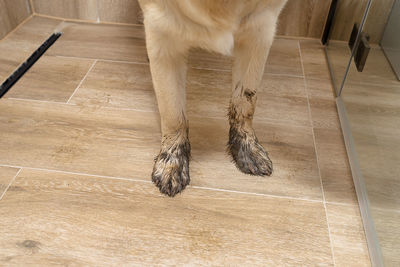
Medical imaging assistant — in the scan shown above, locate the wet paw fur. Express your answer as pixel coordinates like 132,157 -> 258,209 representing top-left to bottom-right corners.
152,141 -> 191,197
227,127 -> 273,176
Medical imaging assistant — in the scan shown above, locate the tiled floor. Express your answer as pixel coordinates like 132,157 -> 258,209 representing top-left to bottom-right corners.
0,16 -> 370,266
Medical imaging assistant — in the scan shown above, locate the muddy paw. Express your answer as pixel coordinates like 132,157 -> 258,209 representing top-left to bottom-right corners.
227,127 -> 273,176
152,141 -> 191,197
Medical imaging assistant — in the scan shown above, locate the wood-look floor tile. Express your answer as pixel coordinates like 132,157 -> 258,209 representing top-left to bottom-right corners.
0,98 -> 160,180
0,98 -> 322,200
0,16 -> 61,82
346,130 -> 393,209
70,61 -> 157,112
299,40 -> 331,80
364,171 -> 400,212
326,204 -> 371,267
265,38 -> 303,76
356,141 -> 400,211
346,48 -> 399,87
188,48 -> 232,71
0,166 -> 20,197
342,80 -> 400,211
343,80 -> 400,110
2,16 -> 62,51
46,22 -> 147,62
313,128 -> 357,205
0,168 -> 333,266
71,61 -> 310,127
188,38 -> 303,76
306,78 -> 336,100
5,56 -> 94,102
370,208 -> 400,267
309,98 -> 340,129
0,47 -> 29,83
306,79 -> 340,129
187,69 -> 310,126
189,117 -> 322,200
44,22 -> 301,75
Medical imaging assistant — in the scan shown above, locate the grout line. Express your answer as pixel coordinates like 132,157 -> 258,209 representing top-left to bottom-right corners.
0,163 -> 326,204
97,58 -> 149,65
54,56 -> 304,78
54,55 -> 149,65
0,164 -> 151,184
298,40 -> 337,267
6,97 -> 72,105
0,168 -> 22,201
265,72 -> 304,79
3,96 -> 313,129
275,34 -> 323,41
191,186 -> 323,203
298,41 -> 314,129
66,59 -> 98,104
190,66 -> 231,73
325,201 -> 358,207
29,0 -> 35,14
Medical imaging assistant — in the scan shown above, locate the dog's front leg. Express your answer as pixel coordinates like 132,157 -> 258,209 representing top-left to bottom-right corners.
145,27 -> 190,197
228,13 -> 278,176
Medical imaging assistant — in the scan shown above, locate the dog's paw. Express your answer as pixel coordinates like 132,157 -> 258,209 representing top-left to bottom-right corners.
152,141 -> 190,197
228,127 -> 272,176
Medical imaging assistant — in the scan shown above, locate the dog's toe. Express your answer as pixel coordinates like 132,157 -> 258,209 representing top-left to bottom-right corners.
236,142 -> 273,176
152,144 -> 190,197
228,128 -> 273,176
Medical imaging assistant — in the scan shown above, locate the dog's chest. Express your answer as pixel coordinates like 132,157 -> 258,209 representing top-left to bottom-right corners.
145,1 -> 252,55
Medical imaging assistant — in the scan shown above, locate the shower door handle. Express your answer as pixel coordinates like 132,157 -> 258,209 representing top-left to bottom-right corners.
354,33 -> 370,72
348,23 -> 370,72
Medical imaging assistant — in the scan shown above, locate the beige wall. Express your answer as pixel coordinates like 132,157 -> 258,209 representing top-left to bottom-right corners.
2,0 -> 394,42
364,0 -> 395,43
277,0 -> 332,38
0,0 -> 32,39
330,0 -> 395,44
2,0 -> 393,43
31,0 -> 332,39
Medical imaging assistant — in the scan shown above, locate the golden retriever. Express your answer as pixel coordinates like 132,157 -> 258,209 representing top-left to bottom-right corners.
138,0 -> 288,196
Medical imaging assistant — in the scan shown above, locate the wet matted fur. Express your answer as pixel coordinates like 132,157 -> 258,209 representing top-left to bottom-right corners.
138,0 -> 288,196
152,127 -> 191,197
227,83 -> 273,176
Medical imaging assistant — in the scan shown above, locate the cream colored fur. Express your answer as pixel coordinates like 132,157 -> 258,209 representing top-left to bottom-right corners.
138,0 -> 288,196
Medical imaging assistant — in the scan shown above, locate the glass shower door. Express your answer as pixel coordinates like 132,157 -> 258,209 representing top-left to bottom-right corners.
382,0 -> 400,80
325,0 -> 371,95
337,0 -> 400,266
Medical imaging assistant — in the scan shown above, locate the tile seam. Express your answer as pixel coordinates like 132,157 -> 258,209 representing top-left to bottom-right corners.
298,40 -> 337,267
66,59 -> 98,104
0,164 -> 325,204
0,168 -> 22,201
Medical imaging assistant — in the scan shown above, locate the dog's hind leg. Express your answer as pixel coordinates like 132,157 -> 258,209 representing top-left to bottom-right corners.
228,12 -> 279,176
144,26 -> 190,197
